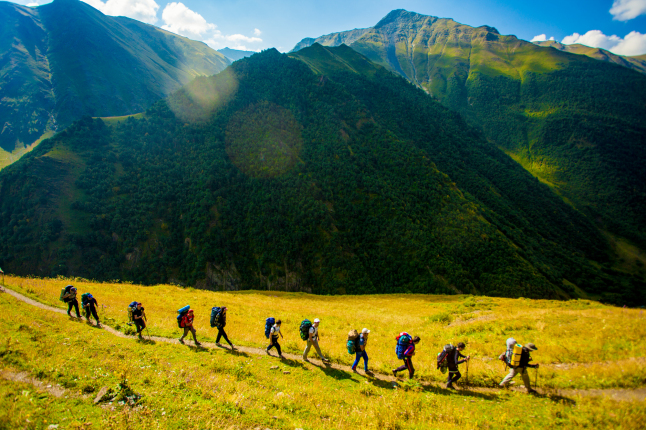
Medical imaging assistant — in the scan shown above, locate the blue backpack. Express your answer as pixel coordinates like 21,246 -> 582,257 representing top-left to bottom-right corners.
265,317 -> 275,338
210,307 -> 222,327
177,305 -> 190,328
396,332 -> 412,359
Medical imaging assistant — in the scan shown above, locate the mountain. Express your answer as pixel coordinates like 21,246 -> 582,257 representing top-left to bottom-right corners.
0,0 -> 230,167
218,47 -> 257,62
1,47 -> 642,304
534,40 -> 646,75
291,10 -> 646,252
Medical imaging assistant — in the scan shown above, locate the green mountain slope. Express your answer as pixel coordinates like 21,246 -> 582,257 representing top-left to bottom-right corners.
0,0 -> 229,163
1,48 -> 642,304
291,9 -> 646,250
218,47 -> 257,62
534,40 -> 646,74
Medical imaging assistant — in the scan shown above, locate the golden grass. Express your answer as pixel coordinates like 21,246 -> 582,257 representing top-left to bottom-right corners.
4,275 -> 646,391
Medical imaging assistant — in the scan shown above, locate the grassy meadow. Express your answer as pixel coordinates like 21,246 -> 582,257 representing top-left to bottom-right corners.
1,278 -> 646,429
3,275 -> 646,392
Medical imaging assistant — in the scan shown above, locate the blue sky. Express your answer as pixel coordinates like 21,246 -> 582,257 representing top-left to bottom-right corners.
18,0 -> 646,55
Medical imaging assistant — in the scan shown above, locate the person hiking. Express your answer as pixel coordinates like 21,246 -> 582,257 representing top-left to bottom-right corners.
81,293 -> 100,327
303,318 -> 329,362
351,328 -> 373,375
179,309 -> 201,346
499,342 -> 539,393
266,319 -> 284,358
446,342 -> 470,389
214,307 -> 235,350
392,336 -> 420,379
62,285 -> 81,319
131,302 -> 147,339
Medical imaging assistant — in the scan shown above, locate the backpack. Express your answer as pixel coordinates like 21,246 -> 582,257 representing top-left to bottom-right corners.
81,293 -> 92,306
210,307 -> 222,328
347,330 -> 360,354
395,332 -> 412,359
177,305 -> 190,328
511,344 -> 523,368
265,317 -> 276,339
59,285 -> 74,302
437,344 -> 455,373
127,301 -> 138,322
299,319 -> 312,341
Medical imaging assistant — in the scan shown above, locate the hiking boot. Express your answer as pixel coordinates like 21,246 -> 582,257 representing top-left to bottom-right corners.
195,341 -> 202,346
138,333 -> 143,339
178,338 -> 185,344
265,348 -> 270,355
303,358 -> 310,363
527,388 -> 538,394
351,367 -> 358,373
446,383 -> 454,389
392,369 -> 398,377
215,342 -> 222,347
322,358 -> 330,363
279,355 -> 284,359
230,345 -> 236,351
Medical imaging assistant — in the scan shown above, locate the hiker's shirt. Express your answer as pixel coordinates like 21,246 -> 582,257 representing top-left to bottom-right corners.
85,297 -> 98,310
218,313 -> 227,328
183,314 -> 194,328
64,291 -> 77,303
309,326 -> 318,341
359,334 -> 367,351
518,348 -> 534,369
448,350 -> 467,371
403,342 -> 415,358
132,308 -> 145,320
270,325 -> 280,341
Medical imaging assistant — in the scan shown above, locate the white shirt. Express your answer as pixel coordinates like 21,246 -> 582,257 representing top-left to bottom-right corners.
270,325 -> 281,337
309,325 -> 318,340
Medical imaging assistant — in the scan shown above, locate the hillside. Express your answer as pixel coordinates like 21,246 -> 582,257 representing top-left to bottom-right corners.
291,10 -> 646,253
1,276 -> 645,429
534,40 -> 646,74
0,47 -> 643,304
0,0 -> 230,167
218,47 -> 258,62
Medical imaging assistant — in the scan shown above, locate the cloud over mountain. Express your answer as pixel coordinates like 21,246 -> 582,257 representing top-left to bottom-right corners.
83,0 -> 159,24
610,0 -> 646,21
562,30 -> 646,56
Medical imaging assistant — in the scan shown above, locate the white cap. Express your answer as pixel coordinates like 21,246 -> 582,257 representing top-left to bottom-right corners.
313,318 -> 321,323
362,328 -> 370,334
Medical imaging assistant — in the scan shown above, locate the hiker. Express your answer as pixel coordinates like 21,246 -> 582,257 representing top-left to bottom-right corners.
352,328 -> 373,375
303,318 -> 329,362
81,293 -> 100,327
393,336 -> 420,379
446,342 -> 470,389
132,302 -> 147,338
62,285 -> 81,318
178,309 -> 201,346
266,319 -> 284,358
499,341 -> 539,393
214,307 -> 235,350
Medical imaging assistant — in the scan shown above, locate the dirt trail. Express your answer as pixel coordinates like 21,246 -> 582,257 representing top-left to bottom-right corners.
3,287 -> 645,402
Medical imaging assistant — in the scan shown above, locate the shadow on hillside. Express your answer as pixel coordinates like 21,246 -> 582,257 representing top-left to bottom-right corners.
136,338 -> 156,345
309,362 -> 357,382
276,356 -> 307,371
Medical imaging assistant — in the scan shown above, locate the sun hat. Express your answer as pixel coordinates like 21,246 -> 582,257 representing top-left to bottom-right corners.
314,318 -> 321,323
526,343 -> 538,351
362,328 -> 370,334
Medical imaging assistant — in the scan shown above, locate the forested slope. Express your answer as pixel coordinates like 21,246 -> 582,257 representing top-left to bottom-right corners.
0,48 -> 642,304
0,0 -> 230,166
292,10 -> 646,251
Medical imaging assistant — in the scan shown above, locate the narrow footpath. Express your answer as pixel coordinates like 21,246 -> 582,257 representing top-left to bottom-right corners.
2,287 -> 645,402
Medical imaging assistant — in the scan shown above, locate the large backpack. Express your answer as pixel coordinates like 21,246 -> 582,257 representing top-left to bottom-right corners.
210,307 -> 222,328
299,319 -> 312,341
177,305 -> 190,328
437,344 -> 455,373
347,329 -> 360,354
511,344 -> 523,368
81,293 -> 92,306
395,332 -> 412,359
265,317 -> 276,339
59,285 -> 74,302
127,301 -> 138,322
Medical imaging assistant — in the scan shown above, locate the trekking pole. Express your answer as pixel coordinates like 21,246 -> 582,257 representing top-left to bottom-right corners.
535,367 -> 539,390
466,360 -> 469,388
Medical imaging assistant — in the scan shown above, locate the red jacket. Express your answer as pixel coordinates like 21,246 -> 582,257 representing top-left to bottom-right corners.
181,313 -> 194,327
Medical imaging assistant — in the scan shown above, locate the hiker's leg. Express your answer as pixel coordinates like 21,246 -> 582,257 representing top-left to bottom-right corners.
219,328 -> 232,346
91,307 -> 99,323
453,371 -> 462,383
180,327 -> 188,340
394,362 -> 408,373
267,341 -> 275,351
72,300 -> 81,318
312,340 -> 325,359
500,368 -> 517,387
275,341 -> 282,356
447,372 -> 453,385
520,368 -> 531,389
303,340 -> 312,359
67,301 -> 73,316
190,326 -> 198,342
362,351 -> 368,371
406,358 -> 415,379
216,329 -> 222,343
352,351 -> 361,370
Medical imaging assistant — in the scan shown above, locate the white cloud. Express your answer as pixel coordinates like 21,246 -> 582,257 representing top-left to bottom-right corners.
161,2 -> 215,38
562,30 -> 646,56
253,28 -> 262,36
224,34 -> 262,44
531,34 -> 555,42
610,0 -> 646,21
82,0 -> 159,24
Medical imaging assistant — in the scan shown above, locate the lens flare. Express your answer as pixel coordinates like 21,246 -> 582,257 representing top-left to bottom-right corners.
225,101 -> 303,178
168,68 -> 238,122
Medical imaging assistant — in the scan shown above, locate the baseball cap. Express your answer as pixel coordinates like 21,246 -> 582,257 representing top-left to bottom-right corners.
314,318 -> 321,323
362,328 -> 370,334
